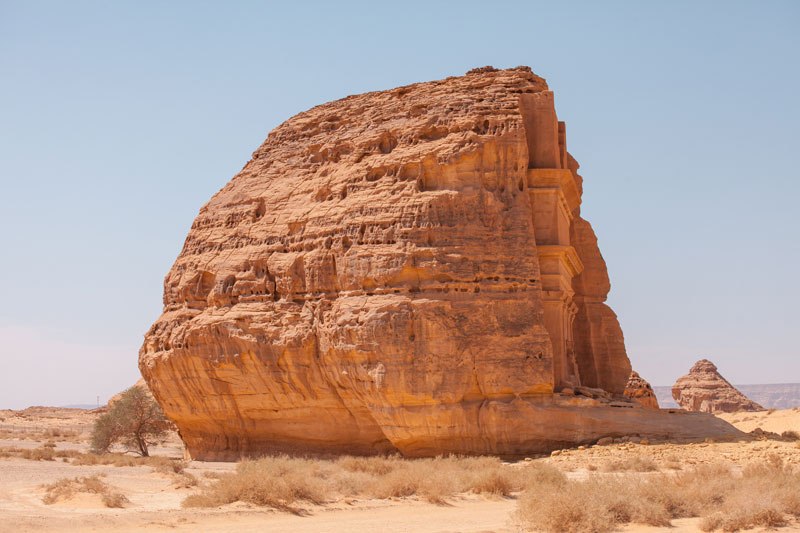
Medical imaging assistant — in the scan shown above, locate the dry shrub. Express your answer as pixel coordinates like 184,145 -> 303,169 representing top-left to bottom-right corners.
183,454 -> 563,509
366,457 -> 562,502
171,471 -> 198,489
662,456 -> 683,470
101,491 -> 129,508
183,456 -> 326,513
516,459 -> 800,532
337,455 -> 397,475
517,476 -> 670,533
517,461 -> 567,488
369,463 -> 425,499
41,476 -> 128,508
369,457 -> 463,501
0,447 -> 186,477
781,430 -> 799,441
601,455 -> 658,472
698,464 -> 794,531
0,427 -> 81,442
470,469 -> 514,496
71,452 -> 185,473
0,445 -> 80,461
91,386 -> 168,456
24,447 -> 55,461
70,452 -> 135,467
45,428 -> 80,441
148,456 -> 187,474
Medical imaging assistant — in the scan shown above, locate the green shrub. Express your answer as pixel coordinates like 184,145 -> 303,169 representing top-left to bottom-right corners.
90,386 -> 168,456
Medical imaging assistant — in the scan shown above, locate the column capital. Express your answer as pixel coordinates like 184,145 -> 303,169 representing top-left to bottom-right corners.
536,244 -> 585,278
527,168 -> 581,212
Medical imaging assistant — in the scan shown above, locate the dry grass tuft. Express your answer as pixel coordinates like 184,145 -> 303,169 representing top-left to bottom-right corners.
41,475 -> 129,508
601,455 -> 658,472
516,459 -> 800,532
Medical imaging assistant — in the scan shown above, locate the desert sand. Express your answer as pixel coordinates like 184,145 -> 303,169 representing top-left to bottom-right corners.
1,406 -> 799,532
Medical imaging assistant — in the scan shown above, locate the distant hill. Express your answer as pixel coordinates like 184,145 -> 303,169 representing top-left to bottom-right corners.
655,384 -> 800,410
59,404 -> 98,410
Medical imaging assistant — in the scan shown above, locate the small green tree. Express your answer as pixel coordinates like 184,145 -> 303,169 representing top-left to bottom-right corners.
91,386 -> 169,456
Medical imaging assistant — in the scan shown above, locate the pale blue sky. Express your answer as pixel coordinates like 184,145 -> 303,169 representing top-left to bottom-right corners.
1,1 -> 798,408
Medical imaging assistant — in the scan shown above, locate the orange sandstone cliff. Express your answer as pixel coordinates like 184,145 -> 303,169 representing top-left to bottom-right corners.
139,67 -> 742,460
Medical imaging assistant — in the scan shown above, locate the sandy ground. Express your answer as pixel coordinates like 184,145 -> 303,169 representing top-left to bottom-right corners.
1,407 -> 799,532
718,408 -> 800,434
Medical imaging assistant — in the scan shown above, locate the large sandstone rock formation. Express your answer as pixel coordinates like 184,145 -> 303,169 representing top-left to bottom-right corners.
140,67 -> 743,459
624,371 -> 659,409
672,359 -> 764,413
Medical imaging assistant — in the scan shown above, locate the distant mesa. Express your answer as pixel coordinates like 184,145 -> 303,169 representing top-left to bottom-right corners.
139,67 -> 743,460
623,371 -> 659,409
672,359 -> 765,413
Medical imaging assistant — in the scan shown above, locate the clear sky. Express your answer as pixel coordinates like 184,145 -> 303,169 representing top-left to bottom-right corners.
1,1 -> 798,409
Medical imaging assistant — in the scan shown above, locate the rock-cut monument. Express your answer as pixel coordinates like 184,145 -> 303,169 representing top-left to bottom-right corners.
140,66 -> 741,460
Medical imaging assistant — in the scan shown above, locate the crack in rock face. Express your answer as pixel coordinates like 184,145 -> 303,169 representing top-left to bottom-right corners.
139,67 -> 744,460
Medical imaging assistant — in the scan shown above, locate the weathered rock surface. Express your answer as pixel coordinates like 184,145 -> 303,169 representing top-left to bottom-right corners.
140,67 -> 743,460
624,371 -> 659,409
672,359 -> 765,413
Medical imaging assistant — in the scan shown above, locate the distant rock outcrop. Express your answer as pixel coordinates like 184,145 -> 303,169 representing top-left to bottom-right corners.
139,67 -> 744,460
672,359 -> 764,413
624,371 -> 659,409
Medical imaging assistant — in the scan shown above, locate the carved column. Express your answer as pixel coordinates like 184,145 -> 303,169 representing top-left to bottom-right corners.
527,167 -> 584,390
521,93 -> 586,390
